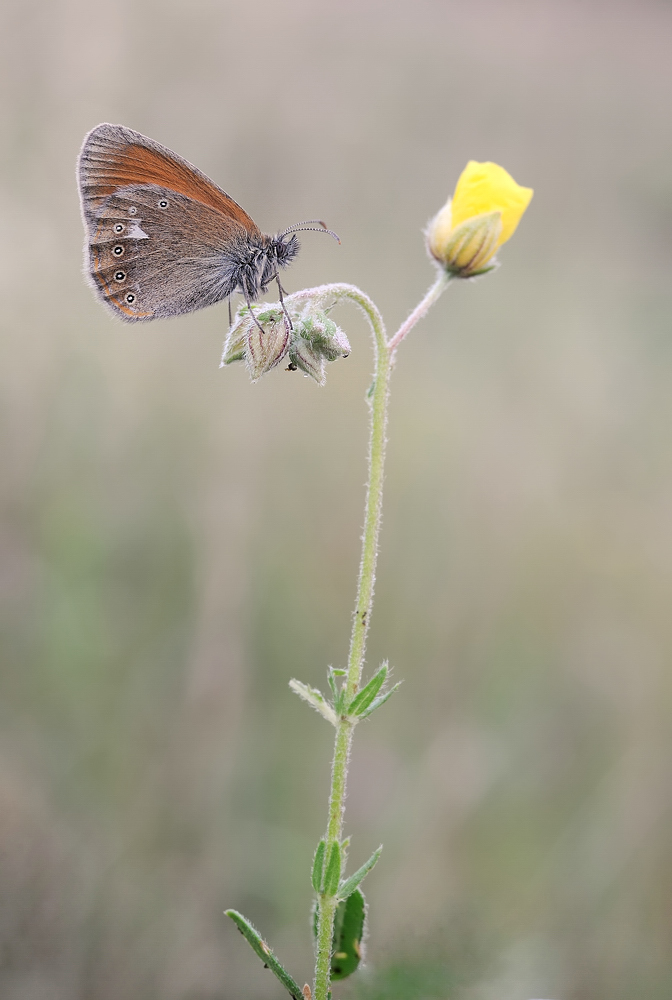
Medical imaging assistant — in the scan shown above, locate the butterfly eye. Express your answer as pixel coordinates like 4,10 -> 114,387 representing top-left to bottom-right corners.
158,199 -> 168,209
114,270 -> 126,282
114,223 -> 125,234
125,293 -> 136,304
128,206 -> 137,216
113,246 -> 124,256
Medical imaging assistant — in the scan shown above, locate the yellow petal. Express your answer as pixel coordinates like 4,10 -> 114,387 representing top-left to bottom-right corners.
450,161 -> 533,247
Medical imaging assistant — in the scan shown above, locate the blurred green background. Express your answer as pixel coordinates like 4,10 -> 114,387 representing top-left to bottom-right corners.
2,1 -> 672,998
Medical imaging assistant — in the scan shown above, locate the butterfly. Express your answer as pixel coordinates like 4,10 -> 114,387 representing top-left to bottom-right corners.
77,123 -> 337,323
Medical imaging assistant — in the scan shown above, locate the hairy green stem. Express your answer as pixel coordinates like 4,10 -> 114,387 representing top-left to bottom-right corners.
310,277 -> 450,1000
387,270 -> 452,354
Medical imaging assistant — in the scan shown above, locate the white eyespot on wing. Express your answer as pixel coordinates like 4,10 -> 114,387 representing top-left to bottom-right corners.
128,222 -> 149,239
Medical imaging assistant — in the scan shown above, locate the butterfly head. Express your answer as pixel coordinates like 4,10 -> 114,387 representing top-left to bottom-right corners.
254,221 -> 340,297
244,232 -> 300,298
271,232 -> 301,269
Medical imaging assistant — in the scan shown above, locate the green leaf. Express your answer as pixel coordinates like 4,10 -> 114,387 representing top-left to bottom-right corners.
347,662 -> 388,716
337,845 -> 382,900
327,667 -> 339,702
311,890 -> 367,982
312,839 -> 326,892
289,679 -> 338,726
225,910 -> 304,1000
323,840 -> 341,897
327,667 -> 346,714
358,682 -> 402,720
331,889 -> 366,980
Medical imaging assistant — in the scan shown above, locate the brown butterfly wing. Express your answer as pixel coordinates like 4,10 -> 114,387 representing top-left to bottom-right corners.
78,123 -> 260,232
78,124 -> 263,321
83,184 -> 258,321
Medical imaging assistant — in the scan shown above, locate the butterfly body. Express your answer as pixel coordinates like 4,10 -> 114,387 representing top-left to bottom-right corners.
78,124 -> 300,322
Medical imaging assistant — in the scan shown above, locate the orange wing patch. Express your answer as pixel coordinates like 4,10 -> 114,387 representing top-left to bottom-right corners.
80,126 -> 259,232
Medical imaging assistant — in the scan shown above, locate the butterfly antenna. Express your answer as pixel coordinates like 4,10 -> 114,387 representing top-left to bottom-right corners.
279,220 -> 341,244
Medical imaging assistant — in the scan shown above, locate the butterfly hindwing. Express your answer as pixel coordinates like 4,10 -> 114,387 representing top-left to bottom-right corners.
86,184 -> 253,321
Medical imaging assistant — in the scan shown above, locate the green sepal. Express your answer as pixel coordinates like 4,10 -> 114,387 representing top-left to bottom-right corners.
289,679 -> 338,726
323,840 -> 342,897
312,839 -> 326,892
466,263 -> 498,277
357,682 -> 402,720
225,909 -> 304,1000
337,845 -> 382,900
330,888 -> 366,980
220,329 -> 246,365
347,662 -> 388,717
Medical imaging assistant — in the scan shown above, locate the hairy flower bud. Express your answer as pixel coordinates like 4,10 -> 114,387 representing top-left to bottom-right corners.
289,312 -> 351,385
245,308 -> 291,381
221,302 -> 350,385
220,306 -> 290,381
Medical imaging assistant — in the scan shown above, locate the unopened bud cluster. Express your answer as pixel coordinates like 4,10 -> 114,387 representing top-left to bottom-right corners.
221,303 -> 351,385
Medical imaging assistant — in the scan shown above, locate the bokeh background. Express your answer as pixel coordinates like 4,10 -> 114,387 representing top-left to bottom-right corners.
2,1 -> 672,998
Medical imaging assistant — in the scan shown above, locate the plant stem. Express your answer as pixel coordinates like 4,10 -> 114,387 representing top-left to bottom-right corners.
308,276 -> 450,1000
386,270 -> 451,354
311,285 -> 389,1000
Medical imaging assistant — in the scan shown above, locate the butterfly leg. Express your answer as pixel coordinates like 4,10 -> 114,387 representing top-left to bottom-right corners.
242,287 -> 267,335
228,297 -> 232,327
275,273 -> 293,333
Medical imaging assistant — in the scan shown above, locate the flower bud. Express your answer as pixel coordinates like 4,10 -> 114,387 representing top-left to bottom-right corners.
427,161 -> 533,277
289,311 -> 351,385
245,308 -> 291,381
221,301 -> 350,385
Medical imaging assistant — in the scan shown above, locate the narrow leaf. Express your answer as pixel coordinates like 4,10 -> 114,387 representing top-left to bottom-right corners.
358,682 -> 402,720
347,663 -> 388,716
337,845 -> 382,900
326,667 -> 339,702
323,840 -> 341,897
330,889 -> 366,980
289,680 -> 338,726
311,839 -> 326,893
327,667 -> 346,714
225,910 -> 303,1000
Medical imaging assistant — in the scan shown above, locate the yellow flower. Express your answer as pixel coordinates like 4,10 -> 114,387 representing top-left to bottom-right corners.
427,161 -> 533,277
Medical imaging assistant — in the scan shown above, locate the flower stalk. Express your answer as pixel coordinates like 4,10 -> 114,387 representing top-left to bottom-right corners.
224,159 -> 532,1000
308,279 -> 449,1000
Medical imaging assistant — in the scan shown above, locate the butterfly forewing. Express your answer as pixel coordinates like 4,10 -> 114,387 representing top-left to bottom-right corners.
78,124 -> 259,230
